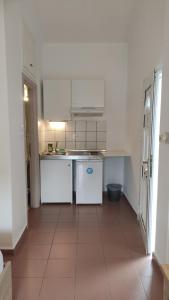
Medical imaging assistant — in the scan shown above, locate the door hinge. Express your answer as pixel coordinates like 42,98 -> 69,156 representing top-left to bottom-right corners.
150,155 -> 153,178
143,115 -> 146,128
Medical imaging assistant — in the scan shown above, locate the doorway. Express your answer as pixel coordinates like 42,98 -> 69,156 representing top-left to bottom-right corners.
139,70 -> 162,254
23,75 -> 40,208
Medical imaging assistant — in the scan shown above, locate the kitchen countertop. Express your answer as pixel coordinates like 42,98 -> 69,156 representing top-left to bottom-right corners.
40,151 -> 103,160
100,150 -> 130,157
40,150 -> 130,160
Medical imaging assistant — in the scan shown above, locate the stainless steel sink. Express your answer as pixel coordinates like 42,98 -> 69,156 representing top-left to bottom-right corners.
66,150 -> 103,160
89,151 -> 100,155
45,152 -> 66,156
67,151 -> 89,156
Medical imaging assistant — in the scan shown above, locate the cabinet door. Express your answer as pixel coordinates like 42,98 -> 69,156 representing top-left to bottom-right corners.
40,160 -> 72,203
23,23 -> 36,78
43,80 -> 71,121
72,80 -> 104,108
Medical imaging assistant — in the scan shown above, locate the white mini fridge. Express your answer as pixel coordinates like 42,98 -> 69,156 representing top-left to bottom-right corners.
76,159 -> 103,204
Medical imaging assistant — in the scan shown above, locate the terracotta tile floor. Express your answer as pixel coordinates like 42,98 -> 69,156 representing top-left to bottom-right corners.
6,197 -> 163,300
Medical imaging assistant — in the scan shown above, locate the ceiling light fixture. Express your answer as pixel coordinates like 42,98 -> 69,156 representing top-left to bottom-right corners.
49,122 -> 65,130
23,84 -> 29,102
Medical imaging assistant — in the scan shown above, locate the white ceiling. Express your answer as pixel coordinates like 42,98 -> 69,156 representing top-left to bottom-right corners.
35,0 -> 135,43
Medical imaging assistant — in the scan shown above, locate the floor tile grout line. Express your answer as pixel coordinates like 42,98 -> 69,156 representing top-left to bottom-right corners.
74,241 -> 78,300
38,210 -> 61,299
99,217 -> 112,300
11,199 -> 163,299
139,275 -> 151,300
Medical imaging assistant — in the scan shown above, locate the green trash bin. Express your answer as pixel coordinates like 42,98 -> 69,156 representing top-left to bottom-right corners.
107,184 -> 122,201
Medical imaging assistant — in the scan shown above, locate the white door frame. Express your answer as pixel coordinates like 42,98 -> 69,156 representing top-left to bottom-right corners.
22,73 -> 40,208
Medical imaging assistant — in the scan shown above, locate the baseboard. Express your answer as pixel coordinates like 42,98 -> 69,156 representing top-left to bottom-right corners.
122,194 -> 138,217
103,191 -> 137,218
123,191 -> 138,215
152,253 -> 164,276
0,262 -> 12,300
2,226 -> 28,256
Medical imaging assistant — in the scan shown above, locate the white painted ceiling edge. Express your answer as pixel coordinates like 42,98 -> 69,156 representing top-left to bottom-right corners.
35,0 -> 135,43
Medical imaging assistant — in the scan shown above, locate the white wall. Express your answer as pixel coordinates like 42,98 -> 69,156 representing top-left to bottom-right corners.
21,0 -> 43,119
0,0 -> 41,249
124,0 -> 169,264
0,0 -> 13,248
42,43 -> 128,189
0,0 -> 28,249
4,0 -> 28,248
103,157 -> 124,190
124,0 -> 165,213
42,43 -> 128,151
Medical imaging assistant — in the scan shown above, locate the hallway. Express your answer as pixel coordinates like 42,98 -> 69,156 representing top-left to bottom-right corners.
8,197 -> 163,300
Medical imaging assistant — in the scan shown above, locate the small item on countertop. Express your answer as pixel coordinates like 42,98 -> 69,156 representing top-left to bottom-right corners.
56,148 -> 66,155
48,143 -> 53,153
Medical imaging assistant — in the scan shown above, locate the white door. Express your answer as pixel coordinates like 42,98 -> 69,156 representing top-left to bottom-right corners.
139,70 -> 162,254
23,76 -> 40,209
140,84 -> 153,254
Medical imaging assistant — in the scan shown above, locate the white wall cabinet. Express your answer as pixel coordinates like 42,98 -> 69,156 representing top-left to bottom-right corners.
40,160 -> 72,203
23,23 -> 36,79
43,80 -> 71,121
71,80 -> 104,113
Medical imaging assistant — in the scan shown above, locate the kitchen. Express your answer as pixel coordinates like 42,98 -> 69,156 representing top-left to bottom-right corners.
39,78 -> 129,206
36,42 -> 130,208
0,0 -> 169,299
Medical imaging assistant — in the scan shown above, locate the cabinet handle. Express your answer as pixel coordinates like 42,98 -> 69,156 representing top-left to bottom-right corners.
30,63 -> 33,67
67,164 -> 71,167
81,107 -> 95,110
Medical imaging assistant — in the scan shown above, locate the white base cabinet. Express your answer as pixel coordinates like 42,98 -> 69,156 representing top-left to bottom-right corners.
40,160 -> 72,203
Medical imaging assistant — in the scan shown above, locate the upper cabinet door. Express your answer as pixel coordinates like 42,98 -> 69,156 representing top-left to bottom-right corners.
23,23 -> 36,79
43,80 -> 71,121
72,80 -> 104,108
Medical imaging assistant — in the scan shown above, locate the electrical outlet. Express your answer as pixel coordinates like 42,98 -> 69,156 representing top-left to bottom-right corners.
159,132 -> 169,144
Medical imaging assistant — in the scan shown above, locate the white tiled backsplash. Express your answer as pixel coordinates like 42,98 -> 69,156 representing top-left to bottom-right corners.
39,120 -> 107,153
